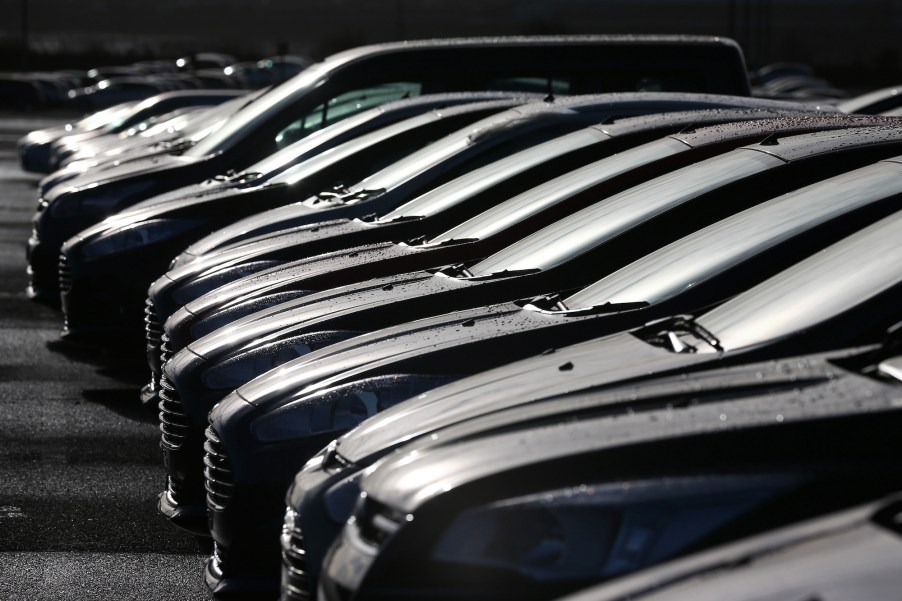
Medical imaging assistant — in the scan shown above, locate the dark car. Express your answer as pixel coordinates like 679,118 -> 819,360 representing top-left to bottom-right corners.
38,91 -> 266,195
156,126 -> 902,539
555,492 -> 902,601
150,110 -> 888,350
19,90 -> 244,174
27,35 -> 751,302
66,77 -> 178,111
316,339 -> 902,601
57,94 -> 532,342
145,105 -> 855,390
191,158 -> 902,593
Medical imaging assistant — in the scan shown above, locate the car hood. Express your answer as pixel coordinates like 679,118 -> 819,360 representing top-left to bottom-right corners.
181,240 -> 419,316
68,180 -> 268,243
182,271 -> 450,360
164,217 -> 369,286
361,346 -> 900,513
45,152 -> 198,199
226,302 -> 534,410
335,330 -> 712,464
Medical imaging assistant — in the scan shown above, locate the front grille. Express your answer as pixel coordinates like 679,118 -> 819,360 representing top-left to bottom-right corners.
281,519 -> 312,600
58,254 -> 72,293
203,426 -> 234,510
159,374 -> 189,449
145,297 -> 163,350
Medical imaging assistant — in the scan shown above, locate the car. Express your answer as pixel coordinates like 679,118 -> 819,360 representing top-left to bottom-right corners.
28,34 -> 752,303
17,100 -> 141,173
150,109 -> 884,352
837,84 -> 902,114
66,76 -> 179,111
316,339 -> 902,601
155,125 -> 902,538
38,91 -> 267,195
56,94 -> 533,342
19,90 -> 244,175
146,104 -> 855,391
192,158 -> 902,592
554,493 -> 902,601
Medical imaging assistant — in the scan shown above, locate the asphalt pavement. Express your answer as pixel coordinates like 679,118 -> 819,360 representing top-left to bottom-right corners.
0,116 -> 213,600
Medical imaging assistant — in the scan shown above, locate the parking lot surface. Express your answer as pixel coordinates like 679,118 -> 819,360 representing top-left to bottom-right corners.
0,115 -> 211,600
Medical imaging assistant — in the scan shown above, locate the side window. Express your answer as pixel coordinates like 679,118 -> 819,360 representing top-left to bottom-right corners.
274,81 -> 423,148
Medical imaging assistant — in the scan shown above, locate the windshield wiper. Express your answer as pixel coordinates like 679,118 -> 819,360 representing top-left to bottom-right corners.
639,315 -> 723,353
159,138 -> 194,153
311,187 -> 386,205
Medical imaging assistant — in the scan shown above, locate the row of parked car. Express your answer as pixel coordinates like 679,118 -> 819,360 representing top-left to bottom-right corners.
18,35 -> 902,600
0,51 -> 310,112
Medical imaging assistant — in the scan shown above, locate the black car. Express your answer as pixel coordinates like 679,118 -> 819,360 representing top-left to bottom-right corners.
58,94 -> 530,342
145,107 -> 860,401
156,126 -> 902,538
555,492 -> 902,601
316,340 -> 902,601
37,91 -> 266,196
28,35 -> 751,302
183,157 -> 902,593
18,90 -> 244,174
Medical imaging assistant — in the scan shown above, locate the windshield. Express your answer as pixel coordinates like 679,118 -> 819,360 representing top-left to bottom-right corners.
250,99 -> 412,179
428,137 -> 689,244
565,160 -> 902,309
272,84 -> 422,150
77,102 -> 136,131
329,107 -> 535,196
186,62 -> 332,157
270,110 -> 445,186
468,149 -> 782,277
696,211 -> 902,352
377,128 -> 609,222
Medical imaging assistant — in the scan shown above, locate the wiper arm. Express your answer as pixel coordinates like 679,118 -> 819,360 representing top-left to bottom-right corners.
639,315 -> 723,353
311,186 -> 385,205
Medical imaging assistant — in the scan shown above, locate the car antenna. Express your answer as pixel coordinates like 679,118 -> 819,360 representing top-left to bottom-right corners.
759,133 -> 780,146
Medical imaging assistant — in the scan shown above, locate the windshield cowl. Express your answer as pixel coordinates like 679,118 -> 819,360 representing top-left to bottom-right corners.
436,262 -> 540,281
522,296 -> 649,316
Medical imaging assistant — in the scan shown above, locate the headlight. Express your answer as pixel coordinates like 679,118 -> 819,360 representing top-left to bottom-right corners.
48,178 -> 155,219
251,374 -> 455,443
201,331 -> 360,390
430,474 -> 802,582
80,218 -> 203,259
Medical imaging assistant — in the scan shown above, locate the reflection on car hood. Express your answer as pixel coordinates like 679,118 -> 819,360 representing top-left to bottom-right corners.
336,331 -> 706,463
46,152 -> 197,198
361,346 -> 901,513
182,241 -> 416,316
185,271 -> 449,360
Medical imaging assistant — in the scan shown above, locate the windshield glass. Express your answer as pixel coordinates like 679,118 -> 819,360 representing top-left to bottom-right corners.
697,210 -> 902,351
272,83 -> 422,149
428,137 -> 689,244
377,128 -> 608,222
270,110 -> 443,186
338,107 -> 532,195
251,101 -> 403,179
186,63 -> 332,157
469,149 -> 781,277
78,102 -> 135,131
566,160 -> 902,308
